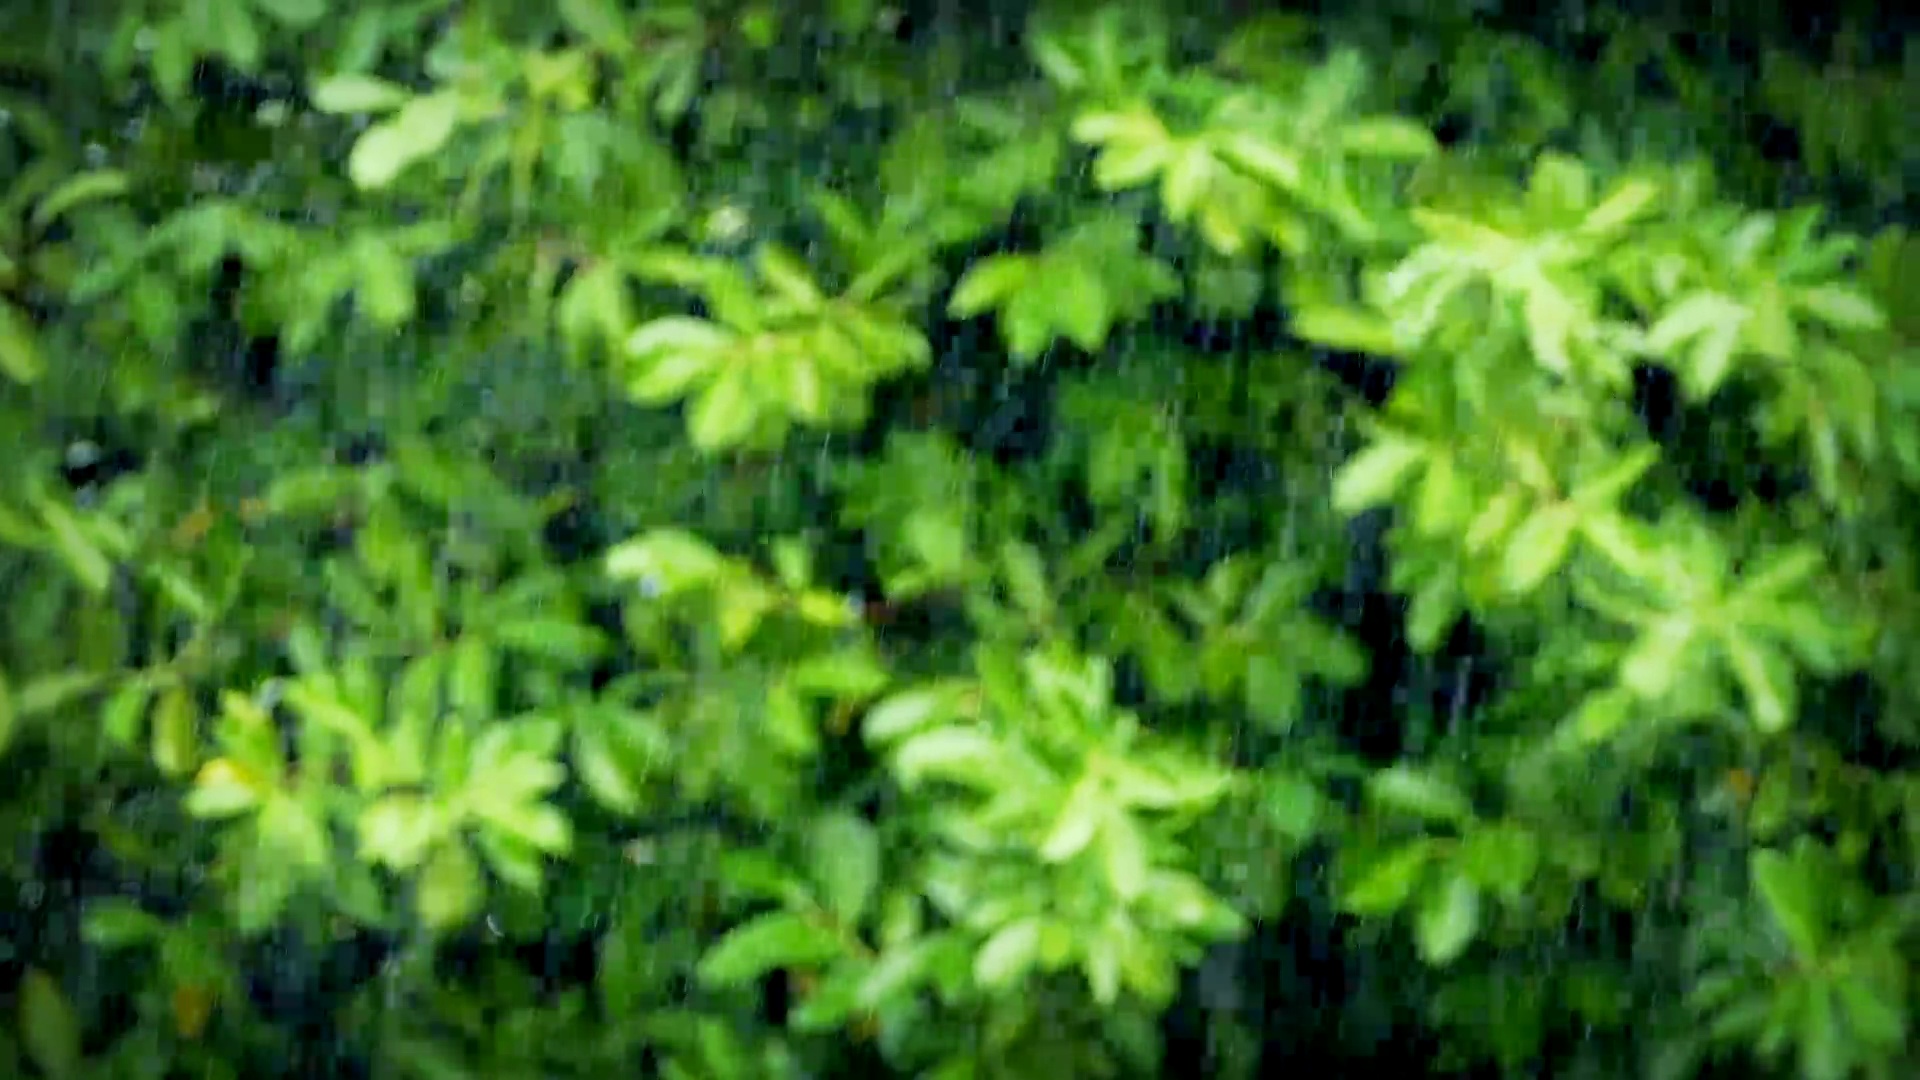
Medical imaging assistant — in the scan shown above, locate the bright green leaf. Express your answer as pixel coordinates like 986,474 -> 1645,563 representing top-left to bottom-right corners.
808,813 -> 881,927
1215,132 -> 1303,190
29,170 -> 131,229
1501,505 -> 1578,594
558,0 -> 632,52
1262,771 -> 1322,841
1723,631 -> 1796,734
890,727 -> 1005,789
862,685 -> 960,743
1098,812 -> 1151,900
1752,847 -> 1824,961
697,911 -> 848,988
348,92 -> 461,189
604,529 -> 726,592
1340,841 -> 1435,916
973,917 -> 1042,989
1620,616 -> 1695,700
948,256 -> 1031,318
1367,766 -> 1473,822
309,72 -> 410,114
1333,438 -> 1426,515
416,841 -> 484,932
1795,285 -> 1886,333
1041,778 -> 1102,863
1456,822 -> 1539,902
254,0 -> 328,27
688,367 -> 762,450
1291,304 -> 1401,355
1339,116 -> 1438,159
1578,178 -> 1660,236
1414,872 -> 1481,966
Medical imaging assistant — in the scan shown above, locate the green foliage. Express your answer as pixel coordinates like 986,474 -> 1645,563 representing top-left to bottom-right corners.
0,1 -> 1916,1077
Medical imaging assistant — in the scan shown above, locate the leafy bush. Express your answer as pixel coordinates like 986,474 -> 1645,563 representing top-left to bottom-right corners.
1,1 -> 1915,1077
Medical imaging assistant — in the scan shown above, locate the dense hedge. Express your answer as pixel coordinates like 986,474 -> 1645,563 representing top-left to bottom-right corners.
1,1 -> 1916,1077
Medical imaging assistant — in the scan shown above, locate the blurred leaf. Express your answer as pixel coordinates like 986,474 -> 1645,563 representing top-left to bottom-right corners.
1292,304 -> 1400,355
416,842 -> 483,931
698,912 -> 848,988
1334,438 -> 1426,514
973,917 -> 1042,989
81,901 -> 165,949
1752,847 -> 1824,961
1723,631 -> 1796,734
309,72 -> 410,114
17,969 -> 81,1080
1341,841 -> 1435,916
1367,766 -> 1473,822
255,0 -> 327,26
863,685 -> 962,743
0,669 -> 15,760
349,92 -> 460,188
1339,116 -> 1438,159
1501,505 -> 1578,594
30,170 -> 130,229
1414,872 -> 1481,966
605,530 -> 726,592
808,813 -> 881,927
1795,285 -> 1885,333
1262,772 -> 1322,841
